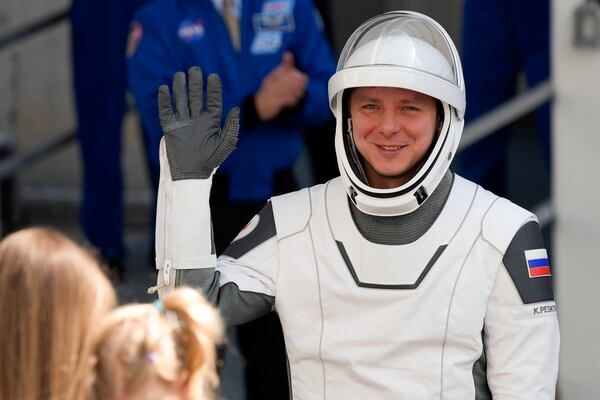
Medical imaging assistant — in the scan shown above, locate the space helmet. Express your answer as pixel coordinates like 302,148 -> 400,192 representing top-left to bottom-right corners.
328,11 -> 465,216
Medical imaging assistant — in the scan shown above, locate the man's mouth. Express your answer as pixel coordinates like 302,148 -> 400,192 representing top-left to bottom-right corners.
377,144 -> 406,151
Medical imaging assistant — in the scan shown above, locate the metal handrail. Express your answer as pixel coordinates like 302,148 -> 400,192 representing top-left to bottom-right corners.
0,133 -> 13,149
0,8 -> 74,178
457,80 -> 555,227
0,8 -> 69,52
459,81 -> 554,151
0,131 -> 76,181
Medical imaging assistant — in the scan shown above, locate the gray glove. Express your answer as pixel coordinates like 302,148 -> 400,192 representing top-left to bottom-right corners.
158,66 -> 239,180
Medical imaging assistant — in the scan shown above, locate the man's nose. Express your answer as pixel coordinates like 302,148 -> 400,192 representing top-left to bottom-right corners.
378,109 -> 401,137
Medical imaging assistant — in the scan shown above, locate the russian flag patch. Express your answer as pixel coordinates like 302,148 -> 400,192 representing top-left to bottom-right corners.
524,249 -> 551,278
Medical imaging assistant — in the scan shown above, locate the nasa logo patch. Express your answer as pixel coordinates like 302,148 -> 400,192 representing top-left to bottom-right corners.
178,19 -> 205,43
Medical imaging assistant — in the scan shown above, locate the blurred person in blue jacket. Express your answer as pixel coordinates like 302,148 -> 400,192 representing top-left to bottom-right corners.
456,0 -> 550,197
127,0 -> 336,397
71,0 -> 149,279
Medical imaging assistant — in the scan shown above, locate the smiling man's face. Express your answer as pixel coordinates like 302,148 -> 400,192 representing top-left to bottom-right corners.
349,86 -> 438,189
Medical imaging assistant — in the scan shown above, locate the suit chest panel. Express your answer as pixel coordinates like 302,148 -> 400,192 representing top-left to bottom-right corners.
274,178 -> 501,396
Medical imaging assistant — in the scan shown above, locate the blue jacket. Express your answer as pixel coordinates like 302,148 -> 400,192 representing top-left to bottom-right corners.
128,0 -> 336,201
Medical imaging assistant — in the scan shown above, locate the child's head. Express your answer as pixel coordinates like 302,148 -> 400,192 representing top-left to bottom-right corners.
0,227 -> 117,400
92,287 -> 224,400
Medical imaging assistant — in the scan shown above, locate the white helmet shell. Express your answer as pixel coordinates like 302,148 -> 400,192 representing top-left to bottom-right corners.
328,11 -> 465,216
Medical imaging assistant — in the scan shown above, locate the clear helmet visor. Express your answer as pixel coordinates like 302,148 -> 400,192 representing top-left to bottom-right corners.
329,11 -> 465,116
337,13 -> 458,84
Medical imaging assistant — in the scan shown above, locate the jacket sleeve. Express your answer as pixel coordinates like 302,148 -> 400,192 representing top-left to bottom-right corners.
153,139 -> 276,326
127,10 -> 184,155
484,220 -> 560,399
289,0 -> 336,126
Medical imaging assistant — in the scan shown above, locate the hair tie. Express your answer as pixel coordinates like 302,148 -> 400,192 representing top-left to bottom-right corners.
153,299 -> 165,315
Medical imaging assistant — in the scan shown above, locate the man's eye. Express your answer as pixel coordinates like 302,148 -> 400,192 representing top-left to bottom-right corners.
364,104 -> 378,110
403,106 -> 419,112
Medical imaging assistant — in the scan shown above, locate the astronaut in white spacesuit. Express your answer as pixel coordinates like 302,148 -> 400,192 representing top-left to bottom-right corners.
151,10 -> 560,399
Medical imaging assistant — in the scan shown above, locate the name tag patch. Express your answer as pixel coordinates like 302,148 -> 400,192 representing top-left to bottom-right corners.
253,0 -> 295,33
251,31 -> 282,54
253,12 -> 295,32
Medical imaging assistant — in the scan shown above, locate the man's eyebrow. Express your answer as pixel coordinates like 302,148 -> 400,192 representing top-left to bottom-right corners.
352,92 -> 431,105
352,95 -> 381,103
353,94 -> 428,103
398,96 -> 429,103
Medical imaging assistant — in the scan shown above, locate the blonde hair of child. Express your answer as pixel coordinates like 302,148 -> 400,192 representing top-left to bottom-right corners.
0,227 -> 117,400
92,287 -> 224,400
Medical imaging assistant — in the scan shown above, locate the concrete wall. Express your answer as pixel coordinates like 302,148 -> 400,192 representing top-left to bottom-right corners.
553,0 -> 600,397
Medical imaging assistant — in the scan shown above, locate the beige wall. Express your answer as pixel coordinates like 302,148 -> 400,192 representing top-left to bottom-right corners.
0,0 -> 150,205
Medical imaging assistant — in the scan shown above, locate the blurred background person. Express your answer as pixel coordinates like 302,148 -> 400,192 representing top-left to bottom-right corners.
70,0 -> 149,280
456,0 -> 551,197
127,0 -> 336,249
127,0 -> 336,397
91,287 -> 223,400
0,227 -> 116,400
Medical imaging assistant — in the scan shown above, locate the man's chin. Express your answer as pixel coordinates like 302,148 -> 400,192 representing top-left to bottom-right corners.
367,172 -> 409,189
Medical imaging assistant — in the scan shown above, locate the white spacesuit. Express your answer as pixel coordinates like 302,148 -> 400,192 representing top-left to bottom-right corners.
152,11 -> 559,399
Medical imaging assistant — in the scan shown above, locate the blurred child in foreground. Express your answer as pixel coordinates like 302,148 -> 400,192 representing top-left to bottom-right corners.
0,227 -> 116,400
91,287 -> 224,400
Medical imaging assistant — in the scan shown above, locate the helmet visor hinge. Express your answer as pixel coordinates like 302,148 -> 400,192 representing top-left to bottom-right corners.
349,186 -> 358,204
414,186 -> 428,205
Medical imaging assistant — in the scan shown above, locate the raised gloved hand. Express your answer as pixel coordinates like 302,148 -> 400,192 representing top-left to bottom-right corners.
158,66 -> 239,180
